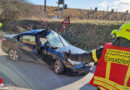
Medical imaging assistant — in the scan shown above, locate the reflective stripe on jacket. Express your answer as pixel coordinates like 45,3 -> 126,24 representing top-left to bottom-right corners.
90,43 -> 130,90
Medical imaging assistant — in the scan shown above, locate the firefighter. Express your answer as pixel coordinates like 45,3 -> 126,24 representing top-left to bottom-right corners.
64,22 -> 130,89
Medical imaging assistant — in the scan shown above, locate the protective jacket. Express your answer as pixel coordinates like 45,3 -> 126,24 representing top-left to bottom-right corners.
90,43 -> 130,90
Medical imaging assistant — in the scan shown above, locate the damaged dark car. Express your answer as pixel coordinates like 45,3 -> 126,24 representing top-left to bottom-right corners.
1,29 -> 91,75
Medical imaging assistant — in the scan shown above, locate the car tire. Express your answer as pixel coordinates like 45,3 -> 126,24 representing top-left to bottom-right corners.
8,49 -> 20,61
54,60 -> 64,74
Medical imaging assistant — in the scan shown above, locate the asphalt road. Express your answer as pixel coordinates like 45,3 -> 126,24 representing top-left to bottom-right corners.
0,41 -> 96,90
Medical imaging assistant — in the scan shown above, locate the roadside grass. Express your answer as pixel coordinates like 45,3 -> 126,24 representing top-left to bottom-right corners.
19,18 -> 127,25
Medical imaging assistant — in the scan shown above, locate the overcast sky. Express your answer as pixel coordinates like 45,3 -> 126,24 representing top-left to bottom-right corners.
27,0 -> 130,12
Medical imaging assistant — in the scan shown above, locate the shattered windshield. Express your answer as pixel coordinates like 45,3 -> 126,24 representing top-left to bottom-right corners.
46,31 -> 69,48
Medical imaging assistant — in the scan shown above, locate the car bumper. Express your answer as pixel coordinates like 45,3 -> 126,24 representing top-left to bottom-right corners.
66,64 -> 91,76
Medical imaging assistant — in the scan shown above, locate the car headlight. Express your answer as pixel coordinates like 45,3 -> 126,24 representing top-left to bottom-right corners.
68,59 -> 82,65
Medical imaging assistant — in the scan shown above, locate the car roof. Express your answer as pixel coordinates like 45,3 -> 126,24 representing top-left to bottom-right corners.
20,29 -> 46,35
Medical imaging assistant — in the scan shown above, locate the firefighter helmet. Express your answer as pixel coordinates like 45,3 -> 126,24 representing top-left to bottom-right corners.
111,29 -> 118,35
0,22 -> 2,27
111,22 -> 130,40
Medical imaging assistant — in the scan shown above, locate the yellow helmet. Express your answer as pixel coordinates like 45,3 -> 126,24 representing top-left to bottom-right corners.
111,22 -> 130,40
0,22 -> 2,27
111,29 -> 118,35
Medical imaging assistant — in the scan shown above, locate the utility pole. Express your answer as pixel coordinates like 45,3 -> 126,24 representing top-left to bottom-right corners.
44,0 -> 47,16
58,3 -> 60,18
62,3 -> 64,18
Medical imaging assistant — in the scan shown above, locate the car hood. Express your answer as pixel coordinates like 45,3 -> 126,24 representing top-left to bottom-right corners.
55,45 -> 86,54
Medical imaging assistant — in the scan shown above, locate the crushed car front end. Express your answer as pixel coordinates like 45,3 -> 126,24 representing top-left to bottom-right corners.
53,45 -> 92,75
61,58 -> 91,75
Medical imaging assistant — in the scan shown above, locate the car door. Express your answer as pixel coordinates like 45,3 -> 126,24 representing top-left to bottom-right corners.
18,35 -> 39,61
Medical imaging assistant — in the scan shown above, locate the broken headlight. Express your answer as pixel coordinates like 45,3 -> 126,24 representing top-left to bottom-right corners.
67,59 -> 82,65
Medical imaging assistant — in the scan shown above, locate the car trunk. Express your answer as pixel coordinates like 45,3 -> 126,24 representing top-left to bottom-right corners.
4,34 -> 18,39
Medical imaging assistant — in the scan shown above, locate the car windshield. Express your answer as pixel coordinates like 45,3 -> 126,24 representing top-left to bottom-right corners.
46,31 -> 69,47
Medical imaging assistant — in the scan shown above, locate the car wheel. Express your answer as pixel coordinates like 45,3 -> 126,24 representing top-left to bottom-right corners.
8,49 -> 20,61
54,60 -> 64,74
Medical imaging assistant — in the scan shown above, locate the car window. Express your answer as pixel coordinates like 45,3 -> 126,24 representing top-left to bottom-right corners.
46,31 -> 69,47
22,35 -> 36,45
40,38 -> 47,45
